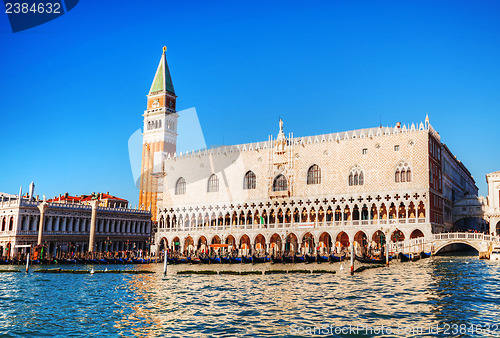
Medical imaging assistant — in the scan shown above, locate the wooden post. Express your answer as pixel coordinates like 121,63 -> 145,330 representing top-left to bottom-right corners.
26,253 -> 30,273
163,250 -> 167,276
386,239 -> 390,266
350,242 -> 354,275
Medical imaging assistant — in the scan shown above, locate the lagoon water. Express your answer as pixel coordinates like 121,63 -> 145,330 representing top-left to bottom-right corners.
0,254 -> 499,337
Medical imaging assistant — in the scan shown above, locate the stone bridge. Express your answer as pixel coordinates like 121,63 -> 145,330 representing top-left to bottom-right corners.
430,232 -> 500,257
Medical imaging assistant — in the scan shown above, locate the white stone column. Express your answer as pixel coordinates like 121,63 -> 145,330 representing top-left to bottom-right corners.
37,203 -> 48,245
88,200 -> 99,252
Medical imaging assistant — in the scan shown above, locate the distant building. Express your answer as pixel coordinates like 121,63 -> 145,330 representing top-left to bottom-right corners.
486,171 -> 500,235
0,188 -> 151,258
49,192 -> 129,208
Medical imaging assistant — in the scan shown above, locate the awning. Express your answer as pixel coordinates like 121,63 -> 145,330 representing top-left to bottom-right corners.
209,244 -> 229,248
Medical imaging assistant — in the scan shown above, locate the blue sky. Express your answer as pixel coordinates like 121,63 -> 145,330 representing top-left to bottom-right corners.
1,0 -> 499,206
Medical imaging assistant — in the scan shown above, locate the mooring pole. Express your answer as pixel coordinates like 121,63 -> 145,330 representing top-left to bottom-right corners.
25,252 -> 30,273
386,238 -> 390,266
350,243 -> 354,275
163,250 -> 167,276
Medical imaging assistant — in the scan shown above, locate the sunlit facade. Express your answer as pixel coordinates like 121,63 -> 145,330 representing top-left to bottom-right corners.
152,115 -> 477,255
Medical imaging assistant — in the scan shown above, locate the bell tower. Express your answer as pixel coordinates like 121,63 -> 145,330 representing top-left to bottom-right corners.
139,46 -> 178,221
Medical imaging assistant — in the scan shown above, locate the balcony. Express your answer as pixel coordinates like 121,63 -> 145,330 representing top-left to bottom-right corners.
158,217 -> 429,234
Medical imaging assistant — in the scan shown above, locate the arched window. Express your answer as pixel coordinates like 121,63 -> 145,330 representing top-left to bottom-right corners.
243,171 -> 256,190
273,174 -> 287,192
307,164 -> 321,185
395,162 -> 412,183
175,177 -> 186,195
207,174 -> 219,193
159,120 -> 162,128
349,166 -> 364,186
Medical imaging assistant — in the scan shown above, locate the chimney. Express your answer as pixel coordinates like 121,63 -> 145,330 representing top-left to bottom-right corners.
396,122 -> 401,129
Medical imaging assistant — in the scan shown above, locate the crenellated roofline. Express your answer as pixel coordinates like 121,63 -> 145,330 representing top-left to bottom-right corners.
162,119 -> 434,162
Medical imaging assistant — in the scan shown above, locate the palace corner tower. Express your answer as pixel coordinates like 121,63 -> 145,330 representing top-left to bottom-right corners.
139,47 -> 178,222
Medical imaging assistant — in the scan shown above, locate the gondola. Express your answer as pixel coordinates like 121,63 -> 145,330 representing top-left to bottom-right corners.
230,256 -> 242,264
220,256 -> 231,264
190,257 -> 202,264
317,255 -> 330,263
420,251 -> 431,259
271,256 -> 283,264
176,257 -> 190,264
294,255 -> 305,263
252,255 -> 266,264
330,254 -> 346,262
410,254 -> 421,262
209,257 -> 221,264
399,253 -> 410,262
283,255 -> 295,263
355,254 -> 389,264
200,257 -> 210,264
242,256 -> 253,264
305,254 -> 317,264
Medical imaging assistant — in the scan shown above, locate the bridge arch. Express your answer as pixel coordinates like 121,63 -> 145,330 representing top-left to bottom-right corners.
433,240 -> 481,254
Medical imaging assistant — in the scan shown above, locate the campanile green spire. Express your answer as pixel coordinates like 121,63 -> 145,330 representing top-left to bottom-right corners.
149,46 -> 175,95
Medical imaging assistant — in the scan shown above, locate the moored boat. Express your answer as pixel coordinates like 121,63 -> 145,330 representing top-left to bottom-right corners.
305,254 -> 317,264
209,257 -> 221,264
317,255 -> 329,263
271,256 -> 283,264
252,255 -> 266,264
190,257 -> 202,264
230,256 -> 242,264
283,255 -> 294,263
355,254 -> 389,264
399,253 -> 410,262
242,256 -> 253,264
330,254 -> 345,262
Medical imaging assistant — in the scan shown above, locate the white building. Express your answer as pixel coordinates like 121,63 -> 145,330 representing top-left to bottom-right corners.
135,48 -> 480,256
0,189 -> 152,258
486,171 -> 500,235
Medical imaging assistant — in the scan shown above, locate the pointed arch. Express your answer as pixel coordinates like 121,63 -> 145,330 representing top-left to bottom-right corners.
273,174 -> 287,191
243,171 -> 256,190
307,164 -> 321,185
175,177 -> 186,195
207,174 -> 219,192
